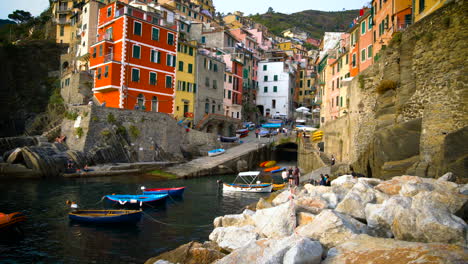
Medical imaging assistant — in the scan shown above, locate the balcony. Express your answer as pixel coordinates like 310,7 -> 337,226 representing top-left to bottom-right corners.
56,6 -> 72,13
395,22 -> 412,32
104,53 -> 114,62
97,33 -> 113,42
55,18 -> 71,25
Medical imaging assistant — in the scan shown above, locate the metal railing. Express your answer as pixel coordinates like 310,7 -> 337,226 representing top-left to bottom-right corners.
104,54 -> 113,62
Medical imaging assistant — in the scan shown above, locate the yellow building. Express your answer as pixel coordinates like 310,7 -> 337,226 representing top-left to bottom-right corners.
51,0 -> 76,44
175,41 -> 197,125
190,0 -> 215,14
413,0 -> 448,23
277,41 -> 293,51
223,11 -> 255,29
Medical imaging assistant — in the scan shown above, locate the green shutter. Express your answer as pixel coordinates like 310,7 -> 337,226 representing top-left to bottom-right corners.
132,69 -> 139,82
133,45 -> 140,59
264,86 -> 268,93
274,75 -> 278,81
178,61 -> 184,71
189,47 -> 194,56
273,86 -> 277,92
188,64 -> 193,73
166,76 -> 172,88
150,72 -> 156,85
134,22 -> 142,35
168,33 -> 174,45
152,28 -> 159,40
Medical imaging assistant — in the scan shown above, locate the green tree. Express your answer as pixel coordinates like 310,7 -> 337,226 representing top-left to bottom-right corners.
8,10 -> 33,24
267,7 -> 274,14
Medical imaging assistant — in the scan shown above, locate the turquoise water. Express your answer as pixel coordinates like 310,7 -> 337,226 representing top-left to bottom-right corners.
0,174 -> 275,263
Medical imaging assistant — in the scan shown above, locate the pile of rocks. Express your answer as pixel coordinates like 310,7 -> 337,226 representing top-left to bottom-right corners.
147,173 -> 468,264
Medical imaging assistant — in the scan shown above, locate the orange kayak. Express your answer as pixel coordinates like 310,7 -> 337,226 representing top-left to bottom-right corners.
264,166 -> 281,172
0,212 -> 26,230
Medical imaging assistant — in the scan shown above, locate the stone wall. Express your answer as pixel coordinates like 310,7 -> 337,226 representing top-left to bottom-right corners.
297,138 -> 326,174
61,105 -> 222,164
321,0 -> 468,180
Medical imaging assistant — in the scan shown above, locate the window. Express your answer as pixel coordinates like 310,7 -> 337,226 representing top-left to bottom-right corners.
352,53 -> 357,67
165,75 -> 173,88
189,47 -> 194,56
99,45 -> 103,56
201,36 -> 206,44
340,96 -> 343,107
132,68 -> 140,82
104,66 -> 109,78
361,49 -> 366,62
361,20 -> 366,35
263,65 -> 267,71
134,21 -> 142,36
205,77 -> 210,86
228,90 -> 232,99
150,50 -> 160,63
345,54 -> 349,64
264,76 -> 268,82
368,17 -> 372,29
178,61 -> 184,71
336,96 -> 339,107
205,101 -> 209,114
152,27 -> 159,41
264,86 -> 268,93
300,81 -> 303,88
133,45 -> 141,59
151,96 -> 158,112
273,86 -> 278,92
212,104 -> 215,113
229,76 -> 232,83
137,94 -> 145,108
274,75 -> 278,81
188,64 -> 193,73
167,54 -> 176,67
168,33 -> 174,45
213,64 -> 218,72
213,80 -> 217,89
367,45 -> 373,60
97,68 -> 102,79
419,0 -> 425,13
272,99 -> 276,109
193,84 -> 197,93
149,72 -> 157,85
107,7 -> 112,17
92,47 -> 96,58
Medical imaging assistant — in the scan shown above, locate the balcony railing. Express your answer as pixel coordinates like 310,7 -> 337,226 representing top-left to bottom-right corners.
395,22 -> 412,32
104,53 -> 114,62
55,18 -> 71,25
97,33 -> 113,42
57,6 -> 72,13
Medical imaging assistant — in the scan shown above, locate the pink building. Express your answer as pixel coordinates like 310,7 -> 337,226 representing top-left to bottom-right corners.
222,54 -> 243,119
248,28 -> 273,51
329,57 -> 341,119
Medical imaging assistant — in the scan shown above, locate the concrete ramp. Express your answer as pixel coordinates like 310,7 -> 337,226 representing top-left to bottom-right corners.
166,142 -> 270,178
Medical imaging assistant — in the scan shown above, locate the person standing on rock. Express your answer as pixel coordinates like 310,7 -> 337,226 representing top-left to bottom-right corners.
281,169 -> 288,183
331,155 -> 336,166
293,166 -> 301,187
288,167 -> 294,187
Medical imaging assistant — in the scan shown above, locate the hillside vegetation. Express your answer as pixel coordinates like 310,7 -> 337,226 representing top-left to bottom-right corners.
250,9 -> 360,38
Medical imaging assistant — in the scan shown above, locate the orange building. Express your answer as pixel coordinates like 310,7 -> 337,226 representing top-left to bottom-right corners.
89,1 -> 177,113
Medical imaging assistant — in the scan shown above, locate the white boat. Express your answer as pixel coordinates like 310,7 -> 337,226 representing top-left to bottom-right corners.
223,171 -> 273,193
208,149 -> 225,157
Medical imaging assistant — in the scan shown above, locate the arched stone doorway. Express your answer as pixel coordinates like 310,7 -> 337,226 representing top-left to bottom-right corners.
206,124 -> 214,133
217,123 -> 224,136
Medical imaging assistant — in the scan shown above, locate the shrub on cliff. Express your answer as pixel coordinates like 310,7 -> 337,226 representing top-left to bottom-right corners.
376,80 -> 397,94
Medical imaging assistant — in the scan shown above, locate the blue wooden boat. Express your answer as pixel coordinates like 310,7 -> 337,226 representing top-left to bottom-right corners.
143,187 -> 185,197
105,194 -> 168,207
69,210 -> 142,224
208,149 -> 225,157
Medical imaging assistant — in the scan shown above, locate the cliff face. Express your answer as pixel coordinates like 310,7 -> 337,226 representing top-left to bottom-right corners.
322,0 -> 468,180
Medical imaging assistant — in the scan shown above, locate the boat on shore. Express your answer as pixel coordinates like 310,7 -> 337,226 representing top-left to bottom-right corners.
219,136 -> 239,143
0,212 -> 26,232
69,210 -> 142,224
208,149 -> 226,157
223,171 -> 273,193
143,187 -> 185,197
236,129 -> 249,138
105,194 -> 168,207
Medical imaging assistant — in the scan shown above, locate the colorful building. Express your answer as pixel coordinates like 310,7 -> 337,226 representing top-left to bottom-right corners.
174,40 -> 197,123
413,0 -> 447,23
52,0 -> 76,44
158,0 -> 215,24
89,1 -> 178,113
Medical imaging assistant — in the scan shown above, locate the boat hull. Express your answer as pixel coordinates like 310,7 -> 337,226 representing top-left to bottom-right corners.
0,212 -> 26,231
69,210 -> 142,224
264,166 -> 281,172
220,136 -> 238,143
143,187 -> 185,197
223,183 -> 273,193
105,194 -> 168,208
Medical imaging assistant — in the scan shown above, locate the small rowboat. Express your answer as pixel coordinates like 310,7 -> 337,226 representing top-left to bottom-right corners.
69,210 -> 142,224
264,166 -> 281,172
264,161 -> 277,168
0,212 -> 26,231
270,167 -> 287,173
143,187 -> 185,197
223,171 -> 273,193
105,194 -> 168,207
220,136 -> 239,143
208,149 -> 226,157
236,129 -> 249,138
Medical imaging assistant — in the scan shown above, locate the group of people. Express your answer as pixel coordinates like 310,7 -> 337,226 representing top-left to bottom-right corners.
281,166 -> 301,187
318,174 -> 331,186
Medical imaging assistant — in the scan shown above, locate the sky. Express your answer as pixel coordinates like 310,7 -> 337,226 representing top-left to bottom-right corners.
1,0 -> 370,19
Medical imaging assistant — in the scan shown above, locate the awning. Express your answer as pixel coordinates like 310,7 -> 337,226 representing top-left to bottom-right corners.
262,123 -> 281,128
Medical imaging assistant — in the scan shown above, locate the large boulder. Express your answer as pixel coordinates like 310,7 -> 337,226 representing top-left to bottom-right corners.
375,175 -> 423,195
304,184 -> 332,196
323,234 -> 468,264
412,190 -> 468,215
365,196 -> 412,237
209,225 -> 259,252
252,202 -> 296,239
399,182 -> 433,197
296,212 -> 316,227
295,196 -> 329,214
145,241 -> 225,264
272,190 -> 292,206
330,175 -> 357,189
335,181 -> 377,221
213,209 -> 254,228
213,235 -> 322,264
438,172 -> 456,182
392,205 -> 467,245
256,197 -> 273,210
296,209 -> 368,248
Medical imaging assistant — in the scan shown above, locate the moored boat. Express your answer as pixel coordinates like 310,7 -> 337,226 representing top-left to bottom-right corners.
68,210 -> 142,224
223,171 -> 273,193
270,167 -> 287,173
264,166 -> 281,172
273,183 -> 286,191
208,149 -> 226,157
236,129 -> 249,138
0,212 -> 26,231
105,194 -> 168,207
220,136 -> 239,143
143,187 -> 185,197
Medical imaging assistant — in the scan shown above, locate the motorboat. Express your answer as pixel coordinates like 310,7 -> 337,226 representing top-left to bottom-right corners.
223,171 -> 273,193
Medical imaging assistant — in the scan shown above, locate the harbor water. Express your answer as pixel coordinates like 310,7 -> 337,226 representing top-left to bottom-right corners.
0,174 -> 278,264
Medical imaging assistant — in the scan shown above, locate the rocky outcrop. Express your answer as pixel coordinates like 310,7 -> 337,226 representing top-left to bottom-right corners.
365,196 -> 412,237
209,225 -> 259,252
213,210 -> 254,228
323,235 -> 468,264
144,241 -> 225,264
252,202 -> 296,239
335,181 -> 377,221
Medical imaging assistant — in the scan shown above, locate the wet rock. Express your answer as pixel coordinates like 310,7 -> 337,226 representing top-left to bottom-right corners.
296,209 -> 368,248
335,181 -> 377,221
365,196 -> 412,237
145,241 -> 225,264
253,202 -> 296,239
213,210 -> 254,228
438,172 -> 456,182
297,212 -> 315,227
209,225 -> 259,252
323,234 -> 468,264
213,235 -> 322,264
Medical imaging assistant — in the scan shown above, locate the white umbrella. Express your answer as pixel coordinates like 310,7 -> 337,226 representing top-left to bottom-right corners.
295,106 -> 309,113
